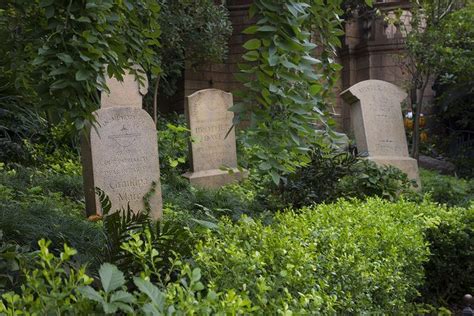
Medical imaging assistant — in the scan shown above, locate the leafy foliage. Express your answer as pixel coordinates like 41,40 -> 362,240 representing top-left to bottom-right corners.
156,0 -> 232,97
194,198 -> 435,313
389,0 -> 472,160
0,93 -> 47,163
234,0 -> 345,184
0,232 -> 30,294
78,263 -> 135,314
156,114 -> 190,178
280,148 -> 357,206
279,148 -> 416,207
96,187 -> 203,288
337,159 -> 417,200
0,165 -> 103,265
0,240 -> 94,314
0,0 -> 161,129
0,199 -> 471,313
420,169 -> 474,207
0,241 -> 256,314
420,205 -> 474,306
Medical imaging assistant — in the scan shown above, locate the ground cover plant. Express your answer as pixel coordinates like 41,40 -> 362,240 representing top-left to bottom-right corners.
420,168 -> 474,208
0,120 -> 472,313
0,198 -> 472,314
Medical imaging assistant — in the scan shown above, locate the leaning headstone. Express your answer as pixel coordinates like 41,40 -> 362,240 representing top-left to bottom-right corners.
81,67 -> 162,219
183,89 -> 246,188
341,79 -> 420,186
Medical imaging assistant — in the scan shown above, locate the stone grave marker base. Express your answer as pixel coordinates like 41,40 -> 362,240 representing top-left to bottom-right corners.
183,168 -> 247,189
369,156 -> 420,188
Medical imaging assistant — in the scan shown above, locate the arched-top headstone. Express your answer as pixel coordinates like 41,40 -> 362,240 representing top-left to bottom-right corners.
183,89 -> 246,188
101,66 -> 149,108
341,79 -> 420,186
82,66 -> 162,219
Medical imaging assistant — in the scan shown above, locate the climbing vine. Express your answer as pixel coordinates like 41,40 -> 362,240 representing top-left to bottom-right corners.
233,0 -> 345,184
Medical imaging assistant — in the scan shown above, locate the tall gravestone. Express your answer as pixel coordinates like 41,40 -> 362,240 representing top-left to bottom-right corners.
183,89 -> 245,188
81,67 -> 162,219
341,79 -> 420,186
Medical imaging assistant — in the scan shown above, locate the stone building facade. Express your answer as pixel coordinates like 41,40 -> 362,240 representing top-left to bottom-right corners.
160,0 -> 433,132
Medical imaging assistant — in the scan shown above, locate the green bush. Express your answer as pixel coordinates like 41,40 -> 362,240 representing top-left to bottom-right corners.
420,205 -> 474,306
281,151 -> 416,207
0,240 -> 256,314
1,199 -> 471,313
156,114 -> 190,178
338,159 -> 417,200
194,198 -> 433,313
281,149 -> 358,207
421,168 -> 474,207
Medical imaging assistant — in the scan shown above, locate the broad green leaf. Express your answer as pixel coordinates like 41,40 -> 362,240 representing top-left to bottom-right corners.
190,219 -> 219,230
78,286 -> 103,303
76,16 -> 91,23
110,290 -> 136,304
242,51 -> 259,61
32,57 -> 45,66
39,0 -> 54,8
133,277 -> 165,307
191,268 -> 201,283
258,25 -> 277,32
270,170 -> 281,185
49,67 -> 69,76
57,53 -> 74,64
242,25 -> 259,34
309,84 -> 323,95
75,69 -> 90,81
99,263 -> 125,293
243,39 -> 261,50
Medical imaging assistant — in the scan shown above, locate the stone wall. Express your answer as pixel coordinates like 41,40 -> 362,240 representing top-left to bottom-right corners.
159,0 -> 434,133
159,0 -> 253,113
337,0 -> 435,132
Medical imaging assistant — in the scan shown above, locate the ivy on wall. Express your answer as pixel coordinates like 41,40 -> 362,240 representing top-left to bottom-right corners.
232,0 -> 346,184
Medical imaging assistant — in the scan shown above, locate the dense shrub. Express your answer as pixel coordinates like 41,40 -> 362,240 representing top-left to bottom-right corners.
420,168 -> 474,207
281,149 -> 358,207
194,198 -> 433,313
420,205 -> 474,306
281,150 -> 416,207
337,159 -> 416,200
1,199 -> 471,313
0,241 -> 256,314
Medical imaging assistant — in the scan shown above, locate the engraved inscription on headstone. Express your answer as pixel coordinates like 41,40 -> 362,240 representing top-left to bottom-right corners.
183,89 -> 246,188
341,80 -> 420,186
82,67 -> 162,219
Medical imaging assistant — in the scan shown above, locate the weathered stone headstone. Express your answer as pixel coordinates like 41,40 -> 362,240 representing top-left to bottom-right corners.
81,68 -> 162,219
341,79 -> 420,185
183,89 -> 245,188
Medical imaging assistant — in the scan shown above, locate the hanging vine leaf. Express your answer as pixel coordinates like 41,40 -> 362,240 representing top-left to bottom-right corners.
233,0 -> 345,184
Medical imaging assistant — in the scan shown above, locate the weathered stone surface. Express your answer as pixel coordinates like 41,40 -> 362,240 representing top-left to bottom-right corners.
101,66 -> 148,109
82,68 -> 162,219
182,88 -> 245,188
341,79 -> 420,186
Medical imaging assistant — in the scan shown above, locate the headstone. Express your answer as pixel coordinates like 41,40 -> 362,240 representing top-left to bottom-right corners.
340,79 -> 420,186
183,89 -> 246,188
81,67 -> 162,219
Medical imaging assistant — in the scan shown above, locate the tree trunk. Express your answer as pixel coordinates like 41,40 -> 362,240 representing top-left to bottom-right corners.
153,75 -> 160,125
411,72 -> 430,161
